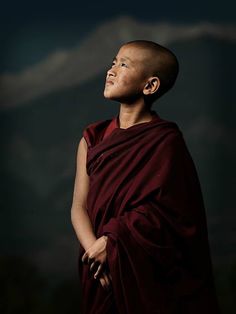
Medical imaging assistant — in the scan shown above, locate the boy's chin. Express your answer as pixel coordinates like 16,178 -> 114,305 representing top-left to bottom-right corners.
103,91 -> 118,101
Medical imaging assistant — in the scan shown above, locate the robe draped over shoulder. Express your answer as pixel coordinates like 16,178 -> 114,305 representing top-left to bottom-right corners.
78,110 -> 220,314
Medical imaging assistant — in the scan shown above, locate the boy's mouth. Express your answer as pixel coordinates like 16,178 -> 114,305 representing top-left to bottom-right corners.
105,80 -> 114,85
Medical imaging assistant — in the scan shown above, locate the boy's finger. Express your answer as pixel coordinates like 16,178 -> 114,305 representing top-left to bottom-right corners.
94,264 -> 102,279
88,257 -> 95,267
99,277 -> 106,288
103,273 -> 111,290
99,275 -> 108,290
90,260 -> 101,273
90,261 -> 96,272
81,252 -> 87,263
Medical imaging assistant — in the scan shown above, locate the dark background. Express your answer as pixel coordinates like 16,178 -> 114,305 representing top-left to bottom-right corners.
1,1 -> 236,313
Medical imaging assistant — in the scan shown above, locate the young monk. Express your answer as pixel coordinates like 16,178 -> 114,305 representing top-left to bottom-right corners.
71,40 -> 221,314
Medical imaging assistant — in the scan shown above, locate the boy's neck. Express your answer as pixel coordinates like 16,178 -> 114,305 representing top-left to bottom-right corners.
118,103 -> 153,129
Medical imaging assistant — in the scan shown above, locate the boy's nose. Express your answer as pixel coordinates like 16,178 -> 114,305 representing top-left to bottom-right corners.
107,68 -> 116,77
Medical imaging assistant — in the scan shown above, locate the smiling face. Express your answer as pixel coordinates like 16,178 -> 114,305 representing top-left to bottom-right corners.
104,44 -> 151,103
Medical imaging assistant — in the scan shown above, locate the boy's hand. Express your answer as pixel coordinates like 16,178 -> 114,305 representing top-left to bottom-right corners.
82,236 -> 108,278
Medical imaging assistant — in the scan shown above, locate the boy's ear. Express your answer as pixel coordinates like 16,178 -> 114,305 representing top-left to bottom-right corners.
143,77 -> 160,95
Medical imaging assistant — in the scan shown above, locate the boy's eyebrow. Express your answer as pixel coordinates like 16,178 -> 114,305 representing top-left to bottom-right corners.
113,56 -> 134,63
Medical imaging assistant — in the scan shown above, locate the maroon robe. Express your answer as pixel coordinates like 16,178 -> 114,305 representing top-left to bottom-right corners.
78,110 -> 220,314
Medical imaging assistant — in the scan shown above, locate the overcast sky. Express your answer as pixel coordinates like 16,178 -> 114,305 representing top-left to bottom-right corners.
1,0 -> 235,72
1,0 -> 236,25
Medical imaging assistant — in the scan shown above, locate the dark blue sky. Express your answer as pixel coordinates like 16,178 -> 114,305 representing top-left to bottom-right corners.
1,0 -> 236,25
1,0 -> 235,72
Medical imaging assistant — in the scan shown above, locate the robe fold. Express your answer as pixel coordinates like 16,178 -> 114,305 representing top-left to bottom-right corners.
78,110 -> 220,314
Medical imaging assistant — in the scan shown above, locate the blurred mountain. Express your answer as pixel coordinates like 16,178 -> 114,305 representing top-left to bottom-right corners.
1,16 -> 235,108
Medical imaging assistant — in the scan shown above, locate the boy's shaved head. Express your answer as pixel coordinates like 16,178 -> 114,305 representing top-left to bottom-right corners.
123,40 -> 179,103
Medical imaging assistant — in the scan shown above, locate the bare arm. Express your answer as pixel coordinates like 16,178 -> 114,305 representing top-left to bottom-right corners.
71,137 -> 112,290
71,137 -> 96,251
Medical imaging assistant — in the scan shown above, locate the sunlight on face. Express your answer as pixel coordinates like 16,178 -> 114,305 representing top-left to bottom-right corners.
104,45 -> 151,103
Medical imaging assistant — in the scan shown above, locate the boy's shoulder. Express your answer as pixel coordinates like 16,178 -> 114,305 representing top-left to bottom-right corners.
83,118 -> 111,132
82,117 -> 112,148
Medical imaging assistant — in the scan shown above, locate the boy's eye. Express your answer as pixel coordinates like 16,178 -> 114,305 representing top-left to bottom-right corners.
111,61 -> 128,68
